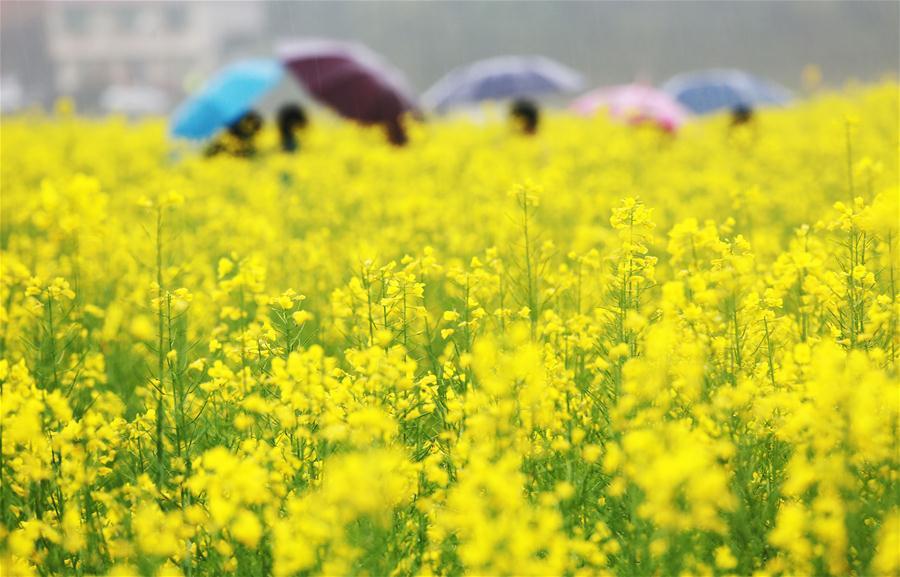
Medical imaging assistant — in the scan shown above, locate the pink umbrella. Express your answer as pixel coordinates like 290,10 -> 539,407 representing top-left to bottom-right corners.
572,84 -> 690,132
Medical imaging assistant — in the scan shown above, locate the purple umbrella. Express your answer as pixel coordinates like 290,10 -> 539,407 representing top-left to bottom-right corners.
422,55 -> 585,113
277,39 -> 418,125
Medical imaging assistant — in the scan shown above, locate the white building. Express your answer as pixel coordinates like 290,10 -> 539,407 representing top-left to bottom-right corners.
44,1 -> 265,111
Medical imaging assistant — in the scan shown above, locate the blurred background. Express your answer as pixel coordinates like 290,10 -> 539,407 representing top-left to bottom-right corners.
1,0 -> 898,116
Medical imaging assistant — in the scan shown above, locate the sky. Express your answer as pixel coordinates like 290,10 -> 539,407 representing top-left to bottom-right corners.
266,1 -> 900,90
1,0 -> 898,111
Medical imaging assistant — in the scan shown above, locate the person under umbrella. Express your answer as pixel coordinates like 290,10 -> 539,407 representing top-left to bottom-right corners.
278,39 -> 418,148
204,110 -> 264,158
510,99 -> 539,135
277,103 -> 309,153
730,104 -> 754,127
383,115 -> 408,147
170,58 -> 282,157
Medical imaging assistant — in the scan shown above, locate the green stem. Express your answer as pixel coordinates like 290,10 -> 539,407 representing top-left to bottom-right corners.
155,207 -> 166,491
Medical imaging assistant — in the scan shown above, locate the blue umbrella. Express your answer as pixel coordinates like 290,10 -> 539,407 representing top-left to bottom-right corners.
423,55 -> 585,113
171,59 -> 283,139
662,69 -> 792,115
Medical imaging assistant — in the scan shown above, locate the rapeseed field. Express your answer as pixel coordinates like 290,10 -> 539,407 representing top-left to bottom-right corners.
1,84 -> 898,577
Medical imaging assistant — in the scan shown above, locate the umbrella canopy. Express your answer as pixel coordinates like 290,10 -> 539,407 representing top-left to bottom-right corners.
422,55 -> 585,113
170,59 -> 283,139
278,39 -> 417,125
662,69 -> 792,115
572,84 -> 690,132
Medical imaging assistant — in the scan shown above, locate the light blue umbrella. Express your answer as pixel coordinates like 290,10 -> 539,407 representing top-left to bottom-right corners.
423,55 -> 585,113
171,59 -> 283,139
662,69 -> 791,115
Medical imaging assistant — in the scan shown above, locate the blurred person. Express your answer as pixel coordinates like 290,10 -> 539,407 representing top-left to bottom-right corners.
384,115 -> 408,147
510,99 -> 539,135
730,104 -> 754,127
205,110 -> 264,158
277,103 -> 309,153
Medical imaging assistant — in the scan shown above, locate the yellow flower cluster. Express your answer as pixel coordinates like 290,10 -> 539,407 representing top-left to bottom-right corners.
1,83 -> 898,577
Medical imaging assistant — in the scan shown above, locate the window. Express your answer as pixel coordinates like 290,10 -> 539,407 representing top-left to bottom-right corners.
116,6 -> 139,33
63,6 -> 87,35
164,5 -> 188,33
